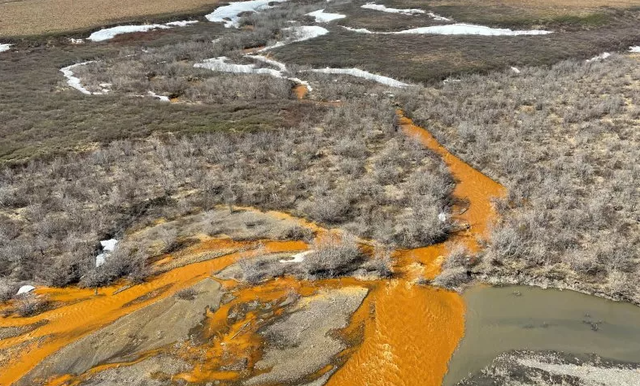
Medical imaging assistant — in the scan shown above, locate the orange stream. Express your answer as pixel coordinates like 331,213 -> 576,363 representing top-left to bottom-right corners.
324,113 -> 506,386
0,114 -> 505,386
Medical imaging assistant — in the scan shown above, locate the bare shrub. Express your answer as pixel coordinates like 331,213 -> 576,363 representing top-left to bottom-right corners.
176,288 -> 197,301
14,294 -> 51,317
80,245 -> 149,288
301,233 -> 364,278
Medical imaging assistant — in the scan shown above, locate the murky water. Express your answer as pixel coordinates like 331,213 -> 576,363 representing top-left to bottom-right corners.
444,285 -> 640,385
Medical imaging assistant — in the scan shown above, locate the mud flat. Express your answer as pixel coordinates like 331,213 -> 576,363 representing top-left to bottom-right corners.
445,285 -> 640,385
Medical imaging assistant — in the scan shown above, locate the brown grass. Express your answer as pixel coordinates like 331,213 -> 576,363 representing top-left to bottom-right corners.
0,0 -> 220,38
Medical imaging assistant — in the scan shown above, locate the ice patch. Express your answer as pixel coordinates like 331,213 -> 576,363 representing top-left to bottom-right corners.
361,3 -> 425,15
148,91 -> 170,102
309,67 -> 409,88
60,61 -> 109,95
87,20 -> 197,42
586,52 -> 611,62
16,285 -> 35,295
280,250 -> 313,263
307,9 -> 346,23
0,43 -> 12,53
206,0 -> 288,28
344,23 -> 551,36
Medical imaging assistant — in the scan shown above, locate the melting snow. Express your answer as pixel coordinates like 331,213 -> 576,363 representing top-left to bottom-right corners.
361,3 -> 425,15
511,66 -> 521,74
148,91 -> 170,102
87,20 -> 197,42
96,239 -> 118,267
393,23 -> 551,36
0,43 -> 12,53
260,26 -> 329,51
310,67 -> 409,88
60,61 -> 109,95
342,26 -> 373,34
343,23 -> 551,36
629,46 -> 640,53
280,250 -> 313,263
307,9 -> 346,23
248,55 -> 288,71
427,12 -> 451,21
206,0 -> 288,28
16,285 -> 35,295
586,52 -> 611,62
195,56 -> 284,77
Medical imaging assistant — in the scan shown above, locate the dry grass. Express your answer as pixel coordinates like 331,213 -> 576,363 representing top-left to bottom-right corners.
0,0 -> 220,38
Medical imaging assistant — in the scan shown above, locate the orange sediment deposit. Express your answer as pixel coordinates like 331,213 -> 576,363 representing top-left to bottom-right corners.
293,84 -> 309,99
0,239 -> 306,386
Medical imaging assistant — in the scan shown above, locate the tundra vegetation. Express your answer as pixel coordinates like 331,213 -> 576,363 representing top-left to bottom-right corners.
408,55 -> 640,304
0,0 -> 639,309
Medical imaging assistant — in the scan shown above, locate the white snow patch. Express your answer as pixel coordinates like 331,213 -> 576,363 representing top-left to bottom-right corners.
427,12 -> 451,21
148,91 -> 170,102
60,61 -> 108,95
195,56 -> 284,77
166,20 -> 199,27
195,56 -> 311,90
206,0 -> 288,28
260,26 -> 329,51
0,43 -> 12,53
629,46 -> 640,53
101,239 -> 118,252
310,67 -> 409,88
342,26 -> 373,34
88,25 -> 169,42
96,239 -> 118,267
586,52 -> 611,62
69,38 -> 84,44
510,66 -> 521,74
248,55 -> 288,71
361,3 -> 425,15
344,23 -> 551,36
16,285 -> 35,295
393,23 -> 551,36
280,250 -> 313,263
307,9 -> 346,23
438,212 -> 448,222
87,20 -> 197,42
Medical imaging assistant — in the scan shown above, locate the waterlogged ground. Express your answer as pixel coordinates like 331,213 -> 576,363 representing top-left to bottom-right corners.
0,116 -> 505,386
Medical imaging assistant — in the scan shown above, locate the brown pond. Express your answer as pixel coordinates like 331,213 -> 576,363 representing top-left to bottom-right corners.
0,114 -> 506,386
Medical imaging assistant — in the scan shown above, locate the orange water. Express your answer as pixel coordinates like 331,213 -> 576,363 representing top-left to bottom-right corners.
0,115 -> 505,386
324,114 -> 505,386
